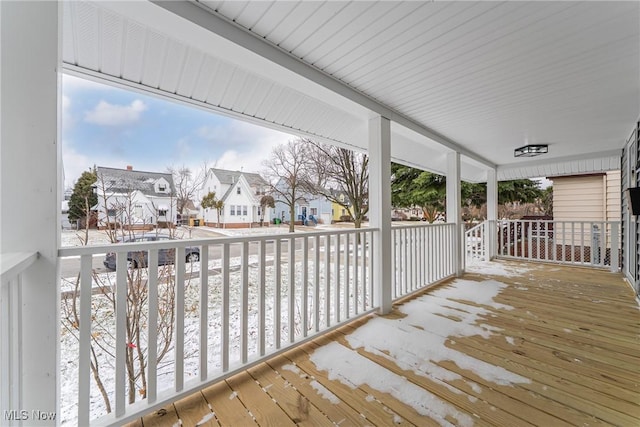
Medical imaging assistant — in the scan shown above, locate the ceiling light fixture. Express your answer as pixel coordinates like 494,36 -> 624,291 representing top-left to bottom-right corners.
514,144 -> 548,157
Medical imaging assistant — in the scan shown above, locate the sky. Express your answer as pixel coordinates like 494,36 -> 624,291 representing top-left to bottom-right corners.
62,74 -> 294,189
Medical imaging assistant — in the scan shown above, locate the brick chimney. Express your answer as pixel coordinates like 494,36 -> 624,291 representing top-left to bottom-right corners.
126,165 -> 133,171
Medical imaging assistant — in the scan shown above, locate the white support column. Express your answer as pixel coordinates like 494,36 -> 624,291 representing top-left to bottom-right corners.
446,152 -> 463,276
368,115 -> 392,314
1,1 -> 60,424
486,168 -> 498,260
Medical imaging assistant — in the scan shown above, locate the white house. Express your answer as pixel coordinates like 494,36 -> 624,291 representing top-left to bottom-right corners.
95,166 -> 177,230
201,168 -> 271,228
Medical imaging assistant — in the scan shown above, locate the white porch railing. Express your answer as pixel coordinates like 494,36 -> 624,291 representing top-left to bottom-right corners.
1,252 -> 39,426
391,223 -> 457,299
57,228 -> 377,426
56,223 -> 462,425
464,222 -> 487,264
478,220 -> 621,271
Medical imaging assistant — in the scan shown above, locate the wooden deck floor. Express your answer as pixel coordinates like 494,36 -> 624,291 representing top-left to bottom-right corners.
128,261 -> 640,426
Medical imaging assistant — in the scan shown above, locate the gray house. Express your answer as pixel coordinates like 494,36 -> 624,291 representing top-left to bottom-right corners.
95,166 -> 177,229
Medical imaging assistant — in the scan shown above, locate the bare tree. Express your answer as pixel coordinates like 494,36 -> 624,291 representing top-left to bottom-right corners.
62,174 -> 186,413
306,140 -> 369,228
263,139 -> 313,233
167,164 -> 206,216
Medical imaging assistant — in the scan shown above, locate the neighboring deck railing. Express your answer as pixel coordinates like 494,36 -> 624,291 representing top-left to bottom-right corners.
464,222 -> 487,264
0,252 -> 39,426
464,219 -> 621,272
391,223 -> 457,299
58,229 -> 379,426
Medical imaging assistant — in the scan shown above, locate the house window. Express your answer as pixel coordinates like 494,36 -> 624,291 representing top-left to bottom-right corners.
159,184 -> 166,192
242,205 -> 248,216
342,208 -> 346,216
107,209 -> 117,217
158,209 -> 167,217
257,207 -> 261,216
310,208 -> 318,216
230,205 -> 236,216
237,186 -> 241,195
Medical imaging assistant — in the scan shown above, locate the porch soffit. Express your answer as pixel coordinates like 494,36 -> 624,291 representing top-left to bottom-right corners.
62,1 -> 639,182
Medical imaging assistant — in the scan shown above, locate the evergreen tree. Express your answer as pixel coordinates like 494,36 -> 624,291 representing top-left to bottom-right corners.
68,169 -> 98,222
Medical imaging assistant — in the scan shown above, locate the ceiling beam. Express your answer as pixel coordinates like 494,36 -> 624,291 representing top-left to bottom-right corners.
150,0 -> 496,169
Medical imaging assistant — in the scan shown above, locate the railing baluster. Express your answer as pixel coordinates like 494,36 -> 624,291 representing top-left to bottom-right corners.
334,234 -> 341,324
288,237 -> 295,343
402,228 -> 408,295
580,222 -> 585,265
392,229 -> 397,298
175,246 -> 186,392
241,241 -> 249,362
115,253 -> 127,417
258,240 -> 266,356
361,232 -> 368,312
344,233 -> 350,318
302,236 -> 309,337
324,235 -> 330,328
198,245 -> 208,381
571,222 -> 575,263
77,254 -> 92,426
314,235 -> 320,333
369,231 -> 374,308
354,232 -> 359,315
221,243 -> 230,371
274,239 -> 281,348
147,249 -> 159,403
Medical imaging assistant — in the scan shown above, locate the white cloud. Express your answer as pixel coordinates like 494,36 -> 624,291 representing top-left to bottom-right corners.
84,99 -> 147,126
197,120 -> 293,174
62,143 -> 93,189
207,122 -> 293,174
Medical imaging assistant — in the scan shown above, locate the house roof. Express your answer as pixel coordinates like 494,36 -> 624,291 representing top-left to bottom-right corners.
96,166 -> 175,197
209,168 -> 268,189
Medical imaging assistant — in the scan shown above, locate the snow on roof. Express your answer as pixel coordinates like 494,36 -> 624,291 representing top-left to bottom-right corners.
310,277 -> 531,426
209,167 -> 268,188
96,166 -> 175,196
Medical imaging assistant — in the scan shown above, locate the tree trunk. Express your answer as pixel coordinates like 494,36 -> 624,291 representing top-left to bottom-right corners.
289,204 -> 295,233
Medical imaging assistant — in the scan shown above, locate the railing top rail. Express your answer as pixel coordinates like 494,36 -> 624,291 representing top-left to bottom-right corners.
465,221 -> 486,234
392,222 -> 455,231
499,219 -> 620,225
0,251 -> 39,282
58,227 -> 379,257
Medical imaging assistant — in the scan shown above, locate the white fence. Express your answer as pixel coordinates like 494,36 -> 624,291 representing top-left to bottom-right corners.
1,252 -> 39,426
491,220 -> 620,271
464,222 -> 487,264
391,223 -> 457,299
58,229 -> 378,426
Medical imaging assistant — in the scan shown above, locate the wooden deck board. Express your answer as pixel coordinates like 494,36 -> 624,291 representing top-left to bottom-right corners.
128,261 -> 640,427
200,380 -> 258,427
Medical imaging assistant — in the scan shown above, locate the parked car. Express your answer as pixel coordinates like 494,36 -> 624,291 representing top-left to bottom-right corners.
103,234 -> 200,270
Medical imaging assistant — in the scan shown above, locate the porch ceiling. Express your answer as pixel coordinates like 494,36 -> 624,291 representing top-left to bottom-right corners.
62,1 -> 639,182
